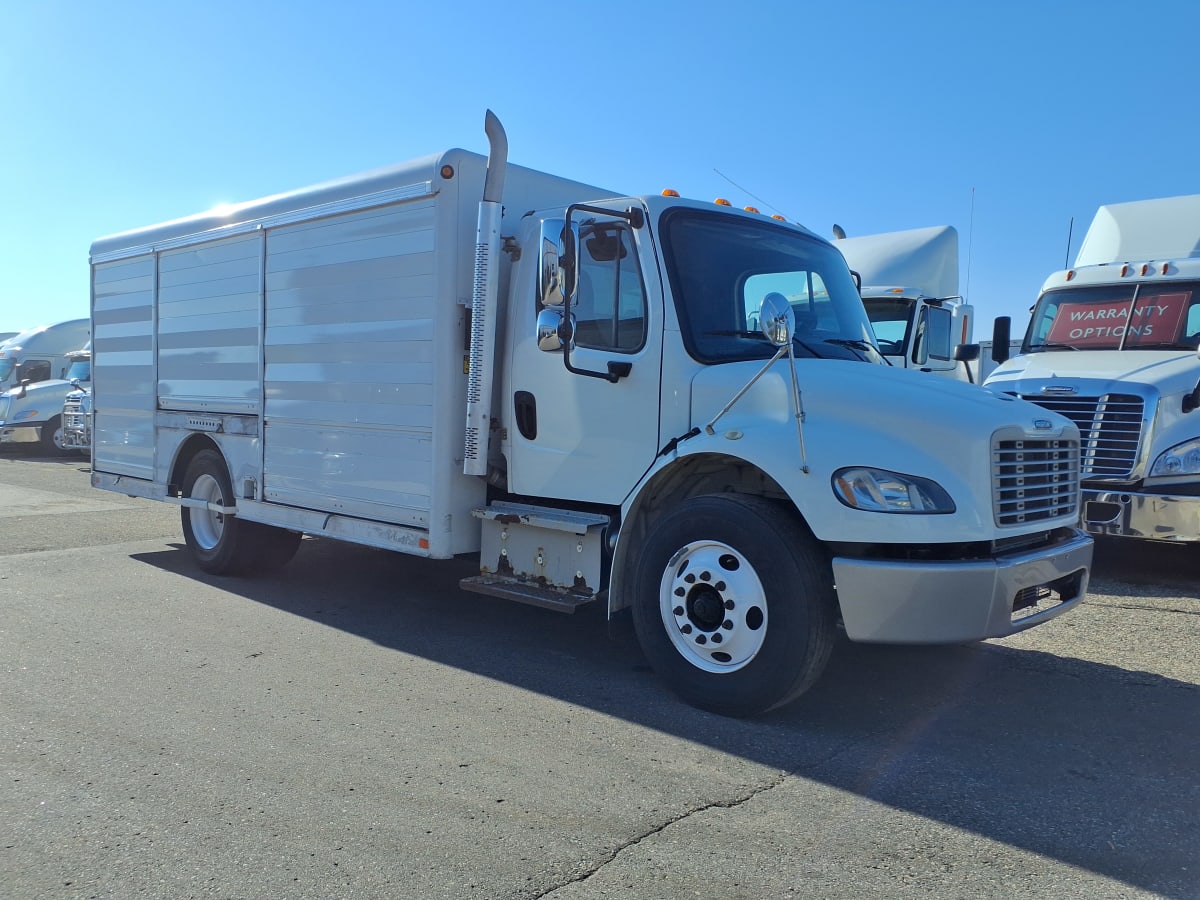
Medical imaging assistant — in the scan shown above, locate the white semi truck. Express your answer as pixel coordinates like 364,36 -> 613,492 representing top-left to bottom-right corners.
986,193 -> 1200,544
0,320 -> 91,453
835,226 -> 977,381
89,112 -> 1091,716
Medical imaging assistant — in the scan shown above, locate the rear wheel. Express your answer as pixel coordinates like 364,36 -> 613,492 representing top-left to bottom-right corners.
180,449 -> 300,575
631,493 -> 837,717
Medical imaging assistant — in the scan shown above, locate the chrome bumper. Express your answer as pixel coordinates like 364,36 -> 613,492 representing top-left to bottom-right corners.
1082,488 -> 1200,542
832,528 -> 1093,643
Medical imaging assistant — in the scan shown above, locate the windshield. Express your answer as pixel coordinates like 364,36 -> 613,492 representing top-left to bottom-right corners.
661,209 -> 882,364
66,359 -> 91,382
863,296 -> 915,355
1027,282 -> 1200,351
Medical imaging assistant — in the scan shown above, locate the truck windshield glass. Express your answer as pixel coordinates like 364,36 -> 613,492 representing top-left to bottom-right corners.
66,359 -> 91,382
661,209 -> 882,364
1029,283 -> 1200,351
865,297 -> 915,355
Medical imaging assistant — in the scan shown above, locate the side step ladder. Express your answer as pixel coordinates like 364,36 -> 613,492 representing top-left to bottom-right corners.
459,501 -> 610,614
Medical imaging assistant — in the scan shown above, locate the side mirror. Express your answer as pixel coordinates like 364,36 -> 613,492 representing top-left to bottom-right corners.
536,308 -> 566,352
538,218 -> 566,308
759,292 -> 795,346
953,343 -> 980,362
991,317 -> 1012,363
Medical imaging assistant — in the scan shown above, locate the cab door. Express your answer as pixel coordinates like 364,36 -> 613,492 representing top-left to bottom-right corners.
506,205 -> 663,504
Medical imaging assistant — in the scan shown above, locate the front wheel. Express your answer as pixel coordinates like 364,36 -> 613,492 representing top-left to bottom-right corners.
180,449 -> 301,576
39,415 -> 68,456
631,494 -> 837,717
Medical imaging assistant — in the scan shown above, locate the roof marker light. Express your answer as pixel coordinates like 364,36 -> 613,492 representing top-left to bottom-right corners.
714,198 -> 732,207
662,189 -> 680,197
1162,262 -> 1170,274
1141,264 -> 1150,276
1066,270 -> 1075,281
1120,264 -> 1129,276
744,206 -> 760,214
771,214 -> 786,221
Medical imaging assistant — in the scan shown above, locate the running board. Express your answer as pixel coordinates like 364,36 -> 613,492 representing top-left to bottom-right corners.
459,576 -> 598,613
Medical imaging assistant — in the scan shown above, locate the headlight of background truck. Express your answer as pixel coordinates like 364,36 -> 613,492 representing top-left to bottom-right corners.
1149,438 -> 1200,477
832,467 -> 956,514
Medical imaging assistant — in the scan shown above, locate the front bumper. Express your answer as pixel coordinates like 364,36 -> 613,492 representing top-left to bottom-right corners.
0,424 -> 40,445
832,528 -> 1093,643
1082,488 -> 1200,542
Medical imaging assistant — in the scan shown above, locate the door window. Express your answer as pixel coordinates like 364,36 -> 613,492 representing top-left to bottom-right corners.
573,224 -> 647,353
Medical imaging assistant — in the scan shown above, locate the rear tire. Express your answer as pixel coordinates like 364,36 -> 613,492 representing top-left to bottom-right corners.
631,493 -> 837,717
180,449 -> 300,575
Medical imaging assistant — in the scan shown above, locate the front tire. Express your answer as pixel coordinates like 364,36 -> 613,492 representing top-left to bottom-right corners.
39,415 -> 68,456
180,449 -> 300,576
631,494 -> 837,717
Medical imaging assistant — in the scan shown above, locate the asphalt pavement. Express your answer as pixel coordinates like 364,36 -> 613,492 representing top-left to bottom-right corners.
1,448 -> 1197,899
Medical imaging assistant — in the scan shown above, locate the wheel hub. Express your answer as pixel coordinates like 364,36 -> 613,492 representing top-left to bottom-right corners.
661,540 -> 768,673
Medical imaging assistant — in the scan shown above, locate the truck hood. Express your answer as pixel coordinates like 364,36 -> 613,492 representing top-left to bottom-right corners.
690,357 -> 1066,455
2,378 -> 73,402
986,350 -> 1200,396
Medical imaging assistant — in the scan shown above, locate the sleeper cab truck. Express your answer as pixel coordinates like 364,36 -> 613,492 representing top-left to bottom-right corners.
987,193 -> 1200,545
88,112 -> 1092,716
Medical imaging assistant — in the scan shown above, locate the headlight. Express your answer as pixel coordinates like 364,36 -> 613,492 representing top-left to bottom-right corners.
832,467 -> 956,514
1149,439 -> 1200,477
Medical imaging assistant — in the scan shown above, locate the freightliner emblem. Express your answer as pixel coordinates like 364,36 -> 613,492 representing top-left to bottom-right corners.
1034,419 -> 1053,430
1041,385 -> 1077,395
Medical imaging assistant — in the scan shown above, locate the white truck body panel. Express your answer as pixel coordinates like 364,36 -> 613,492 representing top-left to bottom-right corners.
91,150 -> 610,558
836,226 -> 973,379
986,194 -> 1200,542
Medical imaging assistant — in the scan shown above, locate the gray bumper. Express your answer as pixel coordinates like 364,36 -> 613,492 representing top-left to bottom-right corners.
1082,488 -> 1200,542
832,528 -> 1093,643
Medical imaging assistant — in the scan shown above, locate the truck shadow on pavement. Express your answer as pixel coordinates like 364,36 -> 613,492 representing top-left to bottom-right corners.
133,537 -> 1198,897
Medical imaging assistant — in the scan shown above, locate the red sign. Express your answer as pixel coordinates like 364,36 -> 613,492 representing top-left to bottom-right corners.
1046,292 -> 1191,348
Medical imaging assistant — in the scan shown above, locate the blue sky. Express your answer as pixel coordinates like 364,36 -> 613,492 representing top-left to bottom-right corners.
3,0 -> 1196,337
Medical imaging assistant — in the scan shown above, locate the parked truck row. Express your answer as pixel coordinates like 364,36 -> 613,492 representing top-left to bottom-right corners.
84,111 -> 1091,716
0,319 -> 90,454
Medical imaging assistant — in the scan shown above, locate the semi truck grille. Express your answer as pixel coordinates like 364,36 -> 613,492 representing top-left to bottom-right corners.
993,438 -> 1079,527
1019,394 -> 1144,478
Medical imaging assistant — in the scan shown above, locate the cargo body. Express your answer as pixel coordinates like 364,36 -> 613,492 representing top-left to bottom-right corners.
89,114 -> 1091,715
986,194 -> 1200,544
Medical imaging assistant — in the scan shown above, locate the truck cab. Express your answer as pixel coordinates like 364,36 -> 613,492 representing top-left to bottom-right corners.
835,226 -> 976,380
985,194 -> 1200,543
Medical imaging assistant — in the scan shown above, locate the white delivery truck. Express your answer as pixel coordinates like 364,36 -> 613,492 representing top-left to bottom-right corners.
0,320 -> 91,453
986,193 -> 1200,544
89,112 -> 1091,716
835,226 -> 978,381
60,344 -> 92,453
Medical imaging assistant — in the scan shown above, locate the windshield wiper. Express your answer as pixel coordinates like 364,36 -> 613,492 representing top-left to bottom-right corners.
823,337 -> 883,362
1032,342 -> 1080,352
1125,341 -> 1199,351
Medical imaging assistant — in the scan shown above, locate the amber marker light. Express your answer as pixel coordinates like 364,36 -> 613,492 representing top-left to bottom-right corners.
440,165 -> 455,179
772,215 -> 786,221
1162,263 -> 1170,274
714,198 -> 732,206
1066,270 -> 1076,281
1121,264 -> 1130,276
744,206 -> 760,214
1141,264 -> 1151,276
662,189 -> 680,197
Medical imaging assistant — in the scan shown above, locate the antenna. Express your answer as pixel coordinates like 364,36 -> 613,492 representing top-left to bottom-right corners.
1064,217 -> 1074,268
712,168 -> 792,219
964,187 -> 975,300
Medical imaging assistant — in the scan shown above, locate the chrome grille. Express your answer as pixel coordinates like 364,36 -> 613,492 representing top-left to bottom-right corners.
1019,394 -> 1144,478
993,438 -> 1079,526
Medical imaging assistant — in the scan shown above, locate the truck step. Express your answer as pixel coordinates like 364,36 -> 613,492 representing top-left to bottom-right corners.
459,576 -> 597,614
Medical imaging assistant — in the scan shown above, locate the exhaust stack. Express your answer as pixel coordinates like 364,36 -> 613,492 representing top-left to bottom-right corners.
463,110 -> 508,476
